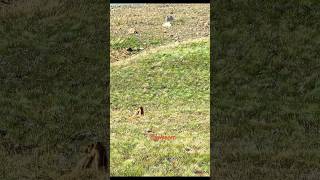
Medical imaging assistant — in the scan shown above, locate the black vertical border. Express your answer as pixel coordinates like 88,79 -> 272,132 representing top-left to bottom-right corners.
210,0 -> 214,179
106,0 -> 111,179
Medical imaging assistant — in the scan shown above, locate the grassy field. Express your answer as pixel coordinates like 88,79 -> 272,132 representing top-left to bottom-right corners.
0,0 -> 108,179
110,4 -> 210,176
111,38 -> 210,176
213,1 -> 320,179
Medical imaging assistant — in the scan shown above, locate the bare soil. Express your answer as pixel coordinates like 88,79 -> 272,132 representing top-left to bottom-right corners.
110,4 -> 210,63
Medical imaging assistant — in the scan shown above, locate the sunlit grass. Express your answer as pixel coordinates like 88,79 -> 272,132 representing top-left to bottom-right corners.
111,39 -> 210,176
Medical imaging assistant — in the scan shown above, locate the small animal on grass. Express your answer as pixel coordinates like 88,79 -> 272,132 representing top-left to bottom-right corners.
58,142 -> 108,180
165,15 -> 174,22
74,142 -> 107,171
128,106 -> 144,121
135,106 -> 144,116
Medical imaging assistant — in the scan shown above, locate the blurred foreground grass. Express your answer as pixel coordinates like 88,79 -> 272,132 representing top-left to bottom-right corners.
0,0 -> 108,179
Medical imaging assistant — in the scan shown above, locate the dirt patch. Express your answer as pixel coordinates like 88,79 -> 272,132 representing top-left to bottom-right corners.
110,4 -> 210,63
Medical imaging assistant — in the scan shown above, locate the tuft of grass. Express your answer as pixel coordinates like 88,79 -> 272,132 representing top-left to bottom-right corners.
111,36 -> 141,50
174,18 -> 186,25
111,39 -> 210,176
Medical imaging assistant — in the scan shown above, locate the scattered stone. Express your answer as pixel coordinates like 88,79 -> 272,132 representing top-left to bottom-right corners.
128,28 -> 138,34
162,22 -> 172,28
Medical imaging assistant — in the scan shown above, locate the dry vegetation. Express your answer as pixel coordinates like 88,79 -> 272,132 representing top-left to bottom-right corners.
110,4 -> 209,63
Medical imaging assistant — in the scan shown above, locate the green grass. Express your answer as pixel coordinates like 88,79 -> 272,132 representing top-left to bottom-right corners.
111,36 -> 141,50
111,36 -> 162,50
0,0 -> 108,179
110,39 -> 210,176
213,1 -> 320,179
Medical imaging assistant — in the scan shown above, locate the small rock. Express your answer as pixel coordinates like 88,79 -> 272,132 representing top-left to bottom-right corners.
162,22 -> 172,27
128,28 -> 138,34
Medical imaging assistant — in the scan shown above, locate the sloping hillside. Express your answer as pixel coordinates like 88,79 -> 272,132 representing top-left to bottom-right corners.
111,39 -> 210,176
